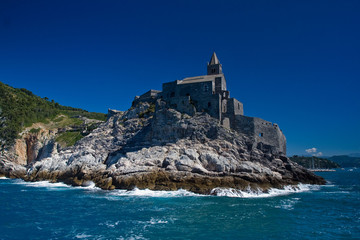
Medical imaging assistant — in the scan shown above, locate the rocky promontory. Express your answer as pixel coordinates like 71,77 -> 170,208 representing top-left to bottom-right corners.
0,99 -> 325,194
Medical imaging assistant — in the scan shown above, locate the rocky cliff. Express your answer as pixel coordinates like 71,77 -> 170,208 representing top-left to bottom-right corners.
0,98 -> 325,194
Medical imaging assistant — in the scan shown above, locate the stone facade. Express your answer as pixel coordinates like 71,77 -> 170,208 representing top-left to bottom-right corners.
136,52 -> 286,155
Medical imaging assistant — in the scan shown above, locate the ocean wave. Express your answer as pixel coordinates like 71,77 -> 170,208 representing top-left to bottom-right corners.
75,233 -> 93,239
323,184 -> 335,187
109,187 -> 202,198
12,179 -> 103,192
275,198 -> 300,210
6,178 -> 322,199
0,176 -> 8,179
325,191 -> 350,194
99,220 -> 120,228
13,179 -> 72,188
76,181 -> 101,190
148,217 -> 169,225
210,184 -> 320,198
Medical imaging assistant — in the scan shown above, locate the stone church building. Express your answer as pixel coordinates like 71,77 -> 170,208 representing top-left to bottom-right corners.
135,53 -> 286,155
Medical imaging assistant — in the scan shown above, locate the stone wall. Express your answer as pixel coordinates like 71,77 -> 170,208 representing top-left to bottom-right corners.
140,90 -> 161,99
231,115 -> 286,155
214,76 -> 227,93
169,96 -> 196,116
252,117 -> 286,155
227,98 -> 243,116
162,80 -> 222,120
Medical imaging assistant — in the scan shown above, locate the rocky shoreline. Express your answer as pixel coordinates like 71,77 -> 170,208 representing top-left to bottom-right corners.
0,99 -> 325,194
0,169 -> 324,195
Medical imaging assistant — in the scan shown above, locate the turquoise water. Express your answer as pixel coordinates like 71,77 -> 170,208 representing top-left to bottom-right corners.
0,169 -> 359,239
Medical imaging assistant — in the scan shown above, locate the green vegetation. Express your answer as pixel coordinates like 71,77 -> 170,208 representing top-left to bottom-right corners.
138,112 -> 145,118
53,116 -> 65,122
53,115 -> 83,128
138,103 -> 156,118
0,81 -> 106,148
290,155 -> 340,169
55,131 -> 84,148
148,103 -> 156,113
29,128 -> 41,134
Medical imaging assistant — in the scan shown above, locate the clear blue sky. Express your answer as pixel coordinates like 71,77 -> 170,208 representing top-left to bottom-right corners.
0,0 -> 359,156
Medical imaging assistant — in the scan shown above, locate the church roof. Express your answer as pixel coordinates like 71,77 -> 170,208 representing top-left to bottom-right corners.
209,52 -> 220,65
178,73 -> 223,84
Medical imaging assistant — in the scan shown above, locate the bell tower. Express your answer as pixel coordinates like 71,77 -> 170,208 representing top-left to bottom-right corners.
207,52 -> 223,75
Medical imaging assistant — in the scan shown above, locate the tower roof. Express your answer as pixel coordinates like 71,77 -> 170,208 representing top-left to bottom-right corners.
209,52 -> 220,65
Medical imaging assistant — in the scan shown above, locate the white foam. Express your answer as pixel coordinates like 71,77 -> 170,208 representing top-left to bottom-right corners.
14,179 -> 71,189
109,187 -> 202,198
149,218 -> 168,224
0,177 -> 8,179
75,233 -> 93,239
12,179 -> 104,191
99,220 -> 120,228
7,178 -> 322,199
76,181 -> 101,190
275,198 -> 300,210
210,184 -> 320,198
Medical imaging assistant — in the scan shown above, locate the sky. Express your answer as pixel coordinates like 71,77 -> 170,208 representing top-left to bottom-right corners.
0,0 -> 359,156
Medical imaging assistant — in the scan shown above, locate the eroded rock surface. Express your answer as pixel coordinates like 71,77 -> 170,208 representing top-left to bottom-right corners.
0,100 -> 325,194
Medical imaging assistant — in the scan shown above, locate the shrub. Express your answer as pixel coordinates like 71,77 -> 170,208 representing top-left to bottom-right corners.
0,81 -> 105,148
55,131 -> 83,147
29,128 -> 41,134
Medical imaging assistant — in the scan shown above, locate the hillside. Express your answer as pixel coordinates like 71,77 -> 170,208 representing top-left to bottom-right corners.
290,155 -> 340,169
328,155 -> 360,168
0,82 -> 106,149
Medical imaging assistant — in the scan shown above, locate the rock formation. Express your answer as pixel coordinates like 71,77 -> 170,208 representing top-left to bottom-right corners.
0,99 -> 325,194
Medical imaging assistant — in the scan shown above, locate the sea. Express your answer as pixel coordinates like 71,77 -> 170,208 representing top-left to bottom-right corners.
0,168 -> 359,240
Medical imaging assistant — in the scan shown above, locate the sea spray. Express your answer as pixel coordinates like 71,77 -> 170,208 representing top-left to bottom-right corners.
210,183 -> 320,198
109,187 -> 202,198
6,178 -> 321,198
13,179 -> 71,188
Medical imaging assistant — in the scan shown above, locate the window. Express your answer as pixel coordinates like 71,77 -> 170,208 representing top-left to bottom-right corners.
186,93 -> 190,96
203,84 -> 209,92
259,133 -> 263,137
238,103 -> 240,109
208,102 -> 211,107
170,92 -> 175,97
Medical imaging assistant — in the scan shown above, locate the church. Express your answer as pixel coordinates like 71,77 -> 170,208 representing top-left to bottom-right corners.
161,52 -> 243,123
135,53 -> 287,155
